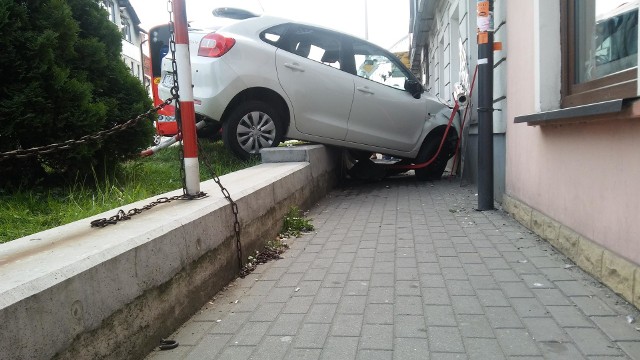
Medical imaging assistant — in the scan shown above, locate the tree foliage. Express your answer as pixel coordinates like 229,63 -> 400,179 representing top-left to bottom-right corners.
0,0 -> 154,187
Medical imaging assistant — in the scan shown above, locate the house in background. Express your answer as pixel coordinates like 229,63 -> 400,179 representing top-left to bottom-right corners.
411,0 -> 640,310
101,0 -> 149,89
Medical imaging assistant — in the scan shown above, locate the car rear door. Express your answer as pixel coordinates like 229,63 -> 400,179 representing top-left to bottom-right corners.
345,39 -> 427,152
274,25 -> 354,140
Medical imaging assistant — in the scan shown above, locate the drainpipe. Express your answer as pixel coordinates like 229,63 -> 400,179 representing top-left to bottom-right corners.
476,0 -> 494,210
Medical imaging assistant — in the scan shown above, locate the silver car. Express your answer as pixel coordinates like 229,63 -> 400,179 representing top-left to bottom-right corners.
160,15 -> 460,180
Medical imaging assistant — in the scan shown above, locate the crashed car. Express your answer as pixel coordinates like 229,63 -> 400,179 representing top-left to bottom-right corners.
159,15 -> 460,180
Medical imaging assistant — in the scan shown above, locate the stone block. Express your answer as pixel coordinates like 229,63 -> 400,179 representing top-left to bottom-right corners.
542,217 -> 561,244
530,210 -> 545,238
601,251 -> 636,302
634,268 -> 640,310
576,236 -> 603,279
556,226 -> 579,260
512,199 -> 532,229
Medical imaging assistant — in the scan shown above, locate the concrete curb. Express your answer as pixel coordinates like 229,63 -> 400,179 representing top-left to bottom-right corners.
0,145 -> 340,360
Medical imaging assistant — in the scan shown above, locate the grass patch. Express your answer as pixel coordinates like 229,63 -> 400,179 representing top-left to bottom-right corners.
280,206 -> 314,238
0,141 -> 259,243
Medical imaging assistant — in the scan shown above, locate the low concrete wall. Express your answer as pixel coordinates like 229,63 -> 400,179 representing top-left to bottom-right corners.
0,145 -> 340,360
502,194 -> 640,310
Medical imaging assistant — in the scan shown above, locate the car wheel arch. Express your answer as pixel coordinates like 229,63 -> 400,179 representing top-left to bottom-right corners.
221,87 -> 291,134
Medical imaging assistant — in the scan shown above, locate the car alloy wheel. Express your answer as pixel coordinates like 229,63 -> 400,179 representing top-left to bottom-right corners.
237,110 -> 276,154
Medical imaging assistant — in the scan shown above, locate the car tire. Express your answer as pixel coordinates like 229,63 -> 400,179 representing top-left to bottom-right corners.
223,101 -> 284,159
197,122 -> 222,141
414,130 -> 457,181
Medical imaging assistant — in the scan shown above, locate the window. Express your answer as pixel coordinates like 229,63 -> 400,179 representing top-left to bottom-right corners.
122,19 -> 132,42
562,0 -> 638,107
351,39 -> 412,90
261,24 -> 289,45
281,26 -> 343,70
101,1 -> 116,23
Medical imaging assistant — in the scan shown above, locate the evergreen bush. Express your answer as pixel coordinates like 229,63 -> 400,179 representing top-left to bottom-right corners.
0,0 -> 154,187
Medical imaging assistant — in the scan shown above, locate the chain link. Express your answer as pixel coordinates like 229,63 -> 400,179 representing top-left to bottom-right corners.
90,192 -> 206,227
197,142 -> 244,271
0,98 -> 174,162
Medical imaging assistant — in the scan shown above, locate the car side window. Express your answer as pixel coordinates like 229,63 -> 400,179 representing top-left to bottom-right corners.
283,26 -> 343,70
351,39 -> 411,90
260,24 -> 289,46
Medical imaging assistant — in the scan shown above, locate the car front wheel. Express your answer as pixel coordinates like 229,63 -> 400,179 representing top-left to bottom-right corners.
414,130 -> 457,181
223,101 -> 284,159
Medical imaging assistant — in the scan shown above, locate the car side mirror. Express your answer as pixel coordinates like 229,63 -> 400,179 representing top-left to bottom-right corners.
404,79 -> 423,99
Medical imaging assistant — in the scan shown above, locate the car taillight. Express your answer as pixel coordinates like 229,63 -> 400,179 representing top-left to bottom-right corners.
198,33 -> 236,57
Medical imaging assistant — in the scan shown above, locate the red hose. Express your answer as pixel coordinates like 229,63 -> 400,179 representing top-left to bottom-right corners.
386,101 -> 460,170
449,65 -> 479,177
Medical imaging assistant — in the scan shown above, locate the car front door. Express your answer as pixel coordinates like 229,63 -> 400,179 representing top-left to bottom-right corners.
345,39 -> 427,152
275,25 -> 354,140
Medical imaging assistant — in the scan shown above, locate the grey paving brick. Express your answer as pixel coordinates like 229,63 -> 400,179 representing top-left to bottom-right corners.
303,268 -> 328,281
591,315 -> 640,341
566,328 -> 624,356
322,272 -> 348,287
463,338 -> 506,360
495,329 -> 540,356
265,286 -> 295,303
396,267 -> 419,280
364,303 -> 394,324
353,257 -> 374,267
491,269 -> 521,283
430,353 -> 469,360
446,280 -> 475,296
282,296 -> 314,314
511,298 -> 550,318
360,324 -> 393,350
210,312 -> 252,334
184,334 -> 232,359
373,261 -> 395,274
216,345 -> 254,360
457,314 -> 495,339
337,295 -> 367,314
251,336 -> 290,360
396,296 -> 424,315
476,289 -> 510,307
439,256 -> 463,268
248,280 -> 277,295
485,307 -> 524,329
520,274 -> 554,289
458,253 -> 483,264
429,326 -> 465,353
348,267 -> 372,281
251,303 -> 285,322
555,280 -> 594,296
357,350 -> 392,360
393,338 -> 430,359
314,287 -> 342,304
501,282 -> 534,298
231,322 -> 271,346
419,262 -> 442,274
425,305 -> 457,327
395,315 -> 428,338
294,323 -> 330,349
344,280 -> 370,296
546,305 -> 593,327
306,304 -> 337,323
371,273 -> 396,287
396,281 -> 422,296
147,345 -> 192,360
539,267 -> 575,281
319,337 -> 358,360
570,296 -> 617,316
537,341 -> 585,360
368,287 -> 394,304
451,296 -> 484,315
443,267 -> 469,280
172,320 -> 214,346
268,313 -> 305,336
330,314 -> 363,337
521,317 -> 570,342
468,275 -> 500,290
618,341 -> 640,360
293,281 -> 322,297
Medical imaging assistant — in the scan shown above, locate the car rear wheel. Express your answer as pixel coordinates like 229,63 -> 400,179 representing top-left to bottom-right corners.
223,101 -> 284,159
414,130 -> 457,181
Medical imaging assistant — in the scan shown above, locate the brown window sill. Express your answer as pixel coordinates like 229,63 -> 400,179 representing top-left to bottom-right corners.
514,97 -> 640,126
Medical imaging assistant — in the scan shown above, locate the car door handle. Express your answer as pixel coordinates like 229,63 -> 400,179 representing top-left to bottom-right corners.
284,62 -> 305,72
357,86 -> 374,95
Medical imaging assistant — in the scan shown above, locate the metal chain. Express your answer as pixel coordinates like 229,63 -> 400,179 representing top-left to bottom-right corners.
90,192 -> 206,228
0,98 -> 174,162
197,142 -> 244,271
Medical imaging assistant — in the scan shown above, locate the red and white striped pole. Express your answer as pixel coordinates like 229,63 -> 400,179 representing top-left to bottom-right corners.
172,0 -> 199,195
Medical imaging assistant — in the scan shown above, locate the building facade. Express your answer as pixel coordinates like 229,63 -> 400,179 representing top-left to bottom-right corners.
101,0 -> 148,89
411,0 -> 640,309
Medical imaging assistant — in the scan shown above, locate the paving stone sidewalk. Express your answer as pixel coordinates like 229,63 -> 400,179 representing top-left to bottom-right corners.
147,178 -> 640,360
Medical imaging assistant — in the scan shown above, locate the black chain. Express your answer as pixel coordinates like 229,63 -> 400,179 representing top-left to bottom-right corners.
197,142 -> 244,271
90,192 -> 206,228
0,98 -> 174,162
